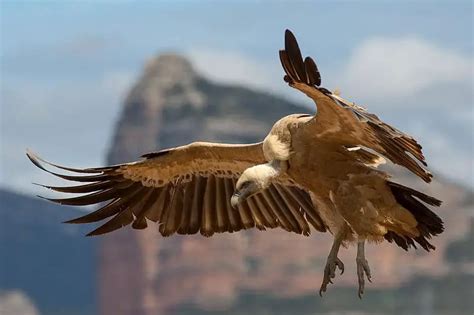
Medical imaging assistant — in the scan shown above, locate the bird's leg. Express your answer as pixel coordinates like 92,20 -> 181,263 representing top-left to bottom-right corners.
356,239 -> 372,298
319,228 -> 345,296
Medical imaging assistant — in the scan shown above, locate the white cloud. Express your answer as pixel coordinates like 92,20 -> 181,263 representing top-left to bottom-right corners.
186,49 -> 282,92
412,124 -> 474,187
340,36 -> 473,102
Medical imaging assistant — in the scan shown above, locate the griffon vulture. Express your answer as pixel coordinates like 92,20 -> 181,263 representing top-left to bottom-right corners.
27,29 -> 443,297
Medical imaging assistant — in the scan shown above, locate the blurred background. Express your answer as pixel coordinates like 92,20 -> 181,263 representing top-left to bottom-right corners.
1,1 -> 473,315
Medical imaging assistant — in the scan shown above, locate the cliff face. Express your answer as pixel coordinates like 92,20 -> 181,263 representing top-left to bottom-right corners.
101,54 -> 473,315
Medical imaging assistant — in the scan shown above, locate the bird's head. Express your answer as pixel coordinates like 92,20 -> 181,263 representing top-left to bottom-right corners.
231,163 -> 279,209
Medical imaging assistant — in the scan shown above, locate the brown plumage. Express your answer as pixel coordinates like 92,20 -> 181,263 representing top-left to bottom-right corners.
28,29 -> 443,297
27,143 -> 326,237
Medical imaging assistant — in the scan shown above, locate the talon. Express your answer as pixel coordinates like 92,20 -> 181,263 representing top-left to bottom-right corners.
357,259 -> 369,298
319,281 -> 328,297
357,268 -> 365,297
363,264 -> 372,282
319,232 -> 346,297
319,254 -> 345,296
356,241 -> 371,298
336,258 -> 345,275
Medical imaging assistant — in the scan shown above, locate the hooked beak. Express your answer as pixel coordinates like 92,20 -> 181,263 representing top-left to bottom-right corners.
231,182 -> 259,209
231,192 -> 242,209
231,189 -> 253,209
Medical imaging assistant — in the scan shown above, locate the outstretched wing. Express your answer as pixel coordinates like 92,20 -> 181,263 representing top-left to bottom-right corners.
28,142 -> 326,237
280,29 -> 432,182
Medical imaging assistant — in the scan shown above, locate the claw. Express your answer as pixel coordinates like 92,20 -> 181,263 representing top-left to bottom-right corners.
319,288 -> 325,297
356,240 -> 372,298
356,257 -> 371,299
364,263 -> 372,283
319,230 -> 346,297
336,259 -> 345,275
319,256 -> 345,297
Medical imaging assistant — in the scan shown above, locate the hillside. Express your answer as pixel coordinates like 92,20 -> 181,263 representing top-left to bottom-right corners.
0,189 -> 97,315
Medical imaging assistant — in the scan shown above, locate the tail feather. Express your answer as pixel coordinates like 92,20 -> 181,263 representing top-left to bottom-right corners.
385,181 -> 444,252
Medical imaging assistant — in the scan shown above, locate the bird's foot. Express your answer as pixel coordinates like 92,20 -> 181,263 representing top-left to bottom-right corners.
319,255 -> 344,296
356,256 -> 371,298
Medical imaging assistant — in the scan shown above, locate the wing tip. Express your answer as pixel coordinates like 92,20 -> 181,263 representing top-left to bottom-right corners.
86,231 -> 98,237
25,148 -> 37,160
285,29 -> 295,41
281,29 -> 322,87
36,194 -> 54,203
26,150 -> 43,170
63,219 -> 77,224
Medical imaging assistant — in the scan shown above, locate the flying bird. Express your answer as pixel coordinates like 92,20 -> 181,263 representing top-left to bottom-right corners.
27,29 -> 443,297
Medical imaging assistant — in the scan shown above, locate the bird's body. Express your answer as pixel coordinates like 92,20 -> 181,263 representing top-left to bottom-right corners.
283,114 -> 405,242
262,111 -> 423,245
27,30 -> 443,297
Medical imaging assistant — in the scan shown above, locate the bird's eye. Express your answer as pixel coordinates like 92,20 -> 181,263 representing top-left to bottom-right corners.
238,181 -> 251,190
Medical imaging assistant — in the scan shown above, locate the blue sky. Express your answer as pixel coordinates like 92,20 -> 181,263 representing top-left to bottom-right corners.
1,1 -> 473,194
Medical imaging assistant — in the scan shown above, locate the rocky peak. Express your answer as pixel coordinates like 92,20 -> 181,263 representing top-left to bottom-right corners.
126,53 -> 204,111
107,54 -> 207,164
143,53 -> 196,84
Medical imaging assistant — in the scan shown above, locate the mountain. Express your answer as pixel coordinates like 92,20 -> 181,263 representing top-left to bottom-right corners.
0,189 -> 97,315
99,54 -> 474,315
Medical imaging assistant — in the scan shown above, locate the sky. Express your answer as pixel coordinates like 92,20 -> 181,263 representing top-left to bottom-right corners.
1,1 -> 473,195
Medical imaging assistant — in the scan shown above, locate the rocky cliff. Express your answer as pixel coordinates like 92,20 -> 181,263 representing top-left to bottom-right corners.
100,54 -> 473,315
